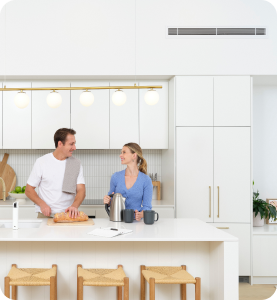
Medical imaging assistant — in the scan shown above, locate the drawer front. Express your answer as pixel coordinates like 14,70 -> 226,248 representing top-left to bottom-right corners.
210,223 -> 250,276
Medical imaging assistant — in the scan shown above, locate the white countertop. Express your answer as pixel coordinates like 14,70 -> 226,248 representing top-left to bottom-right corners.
253,224 -> 277,234
0,218 -> 238,242
0,198 -> 174,207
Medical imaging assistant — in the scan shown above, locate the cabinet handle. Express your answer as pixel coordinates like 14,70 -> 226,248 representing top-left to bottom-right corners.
209,186 -> 211,218
217,186 -> 219,218
216,227 -> 229,229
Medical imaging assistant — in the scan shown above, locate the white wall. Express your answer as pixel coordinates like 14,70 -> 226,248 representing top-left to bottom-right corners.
0,0 -> 276,76
253,85 -> 277,200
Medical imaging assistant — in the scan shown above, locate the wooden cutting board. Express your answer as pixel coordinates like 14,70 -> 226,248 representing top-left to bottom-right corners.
47,218 -> 95,226
0,153 -> 16,200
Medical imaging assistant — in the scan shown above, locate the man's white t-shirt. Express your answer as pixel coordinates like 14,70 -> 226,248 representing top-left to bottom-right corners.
27,153 -> 85,214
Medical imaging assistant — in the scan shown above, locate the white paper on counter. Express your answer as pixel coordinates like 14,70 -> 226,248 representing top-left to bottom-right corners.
87,227 -> 133,238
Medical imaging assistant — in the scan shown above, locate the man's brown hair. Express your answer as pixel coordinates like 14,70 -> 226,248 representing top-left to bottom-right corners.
54,128 -> 76,148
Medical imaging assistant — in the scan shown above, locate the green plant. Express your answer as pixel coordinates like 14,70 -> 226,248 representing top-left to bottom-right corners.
253,182 -> 277,220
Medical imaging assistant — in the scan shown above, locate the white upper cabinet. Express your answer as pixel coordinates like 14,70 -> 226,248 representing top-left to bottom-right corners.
32,81 -> 70,149
176,76 -> 213,127
110,81 -> 139,149
214,76 -> 251,126
176,127 -> 213,221
139,81 -> 168,149
214,127 -> 251,223
3,82 -> 31,149
71,81 -> 109,149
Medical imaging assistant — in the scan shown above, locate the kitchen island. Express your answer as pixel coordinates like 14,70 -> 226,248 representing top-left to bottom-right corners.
0,218 -> 238,300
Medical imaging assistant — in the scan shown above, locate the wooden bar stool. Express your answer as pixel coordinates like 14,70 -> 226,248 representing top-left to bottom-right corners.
5,264 -> 57,300
140,265 -> 201,300
77,264 -> 129,300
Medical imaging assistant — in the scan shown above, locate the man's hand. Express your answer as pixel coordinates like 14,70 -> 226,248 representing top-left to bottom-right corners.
65,206 -> 80,218
41,203 -> 51,217
135,210 -> 144,221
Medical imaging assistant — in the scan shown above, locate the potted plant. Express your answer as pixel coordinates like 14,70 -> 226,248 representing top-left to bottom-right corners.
253,183 -> 277,227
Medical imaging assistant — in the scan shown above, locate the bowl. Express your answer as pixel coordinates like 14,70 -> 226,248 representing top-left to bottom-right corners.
8,192 -> 27,203
8,192 -> 27,199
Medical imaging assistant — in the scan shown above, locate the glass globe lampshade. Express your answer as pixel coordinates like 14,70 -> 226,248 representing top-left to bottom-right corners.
144,89 -> 159,105
14,91 -> 30,109
112,89 -> 126,106
46,91 -> 62,108
80,90 -> 94,107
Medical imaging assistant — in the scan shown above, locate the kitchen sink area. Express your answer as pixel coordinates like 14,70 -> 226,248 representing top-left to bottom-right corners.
0,220 -> 42,229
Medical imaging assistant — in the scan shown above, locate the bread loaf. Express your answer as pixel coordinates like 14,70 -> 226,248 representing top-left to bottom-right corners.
53,211 -> 89,223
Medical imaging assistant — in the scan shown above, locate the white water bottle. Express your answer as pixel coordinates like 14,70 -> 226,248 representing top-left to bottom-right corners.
13,202 -> 18,230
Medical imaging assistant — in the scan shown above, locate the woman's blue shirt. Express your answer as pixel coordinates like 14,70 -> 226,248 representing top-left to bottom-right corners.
108,170 -> 152,211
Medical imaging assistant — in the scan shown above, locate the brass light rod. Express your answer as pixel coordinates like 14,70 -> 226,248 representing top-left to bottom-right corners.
0,85 -> 162,91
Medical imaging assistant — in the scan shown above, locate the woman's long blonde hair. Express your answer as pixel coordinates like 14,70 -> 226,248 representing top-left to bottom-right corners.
124,143 -> 147,174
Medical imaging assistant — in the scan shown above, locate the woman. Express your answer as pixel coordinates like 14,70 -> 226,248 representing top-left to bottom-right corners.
103,143 -> 152,221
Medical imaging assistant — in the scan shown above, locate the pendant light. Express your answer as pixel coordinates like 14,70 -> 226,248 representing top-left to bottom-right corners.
80,89 -> 94,107
112,89 -> 126,106
14,90 -> 30,109
144,88 -> 159,105
46,90 -> 62,108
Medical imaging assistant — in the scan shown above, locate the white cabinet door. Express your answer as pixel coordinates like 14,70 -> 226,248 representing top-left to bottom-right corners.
214,127 -> 251,223
3,82 -> 31,149
110,81 -> 139,149
71,81 -> 109,149
210,223 -> 251,276
214,76 -> 251,126
176,127 -> 213,221
139,81 -> 168,149
32,81 -> 70,149
176,76 -> 213,126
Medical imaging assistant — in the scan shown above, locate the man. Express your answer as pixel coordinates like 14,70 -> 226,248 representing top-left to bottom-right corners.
25,128 -> 86,218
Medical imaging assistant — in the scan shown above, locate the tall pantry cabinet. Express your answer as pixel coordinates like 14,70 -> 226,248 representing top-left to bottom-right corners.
175,76 -> 251,276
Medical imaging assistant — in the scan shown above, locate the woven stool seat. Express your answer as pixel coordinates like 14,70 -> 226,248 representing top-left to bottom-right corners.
5,264 -> 57,300
142,266 -> 196,284
77,264 -> 129,300
7,266 -> 57,286
78,266 -> 126,287
141,265 -> 201,300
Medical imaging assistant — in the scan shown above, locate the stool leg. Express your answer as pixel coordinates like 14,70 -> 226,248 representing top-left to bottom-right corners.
117,264 -> 123,300
195,277 -> 201,300
149,278 -> 155,300
181,265 -> 186,300
52,264 -> 57,300
140,265 -> 146,300
4,277 -> 10,298
124,277 -> 129,300
12,285 -> 17,300
50,276 -> 55,300
117,286 -> 123,300
77,276 -> 83,300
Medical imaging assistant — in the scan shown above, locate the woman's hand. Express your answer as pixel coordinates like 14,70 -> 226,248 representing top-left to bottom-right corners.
135,210 -> 144,221
103,192 -> 114,205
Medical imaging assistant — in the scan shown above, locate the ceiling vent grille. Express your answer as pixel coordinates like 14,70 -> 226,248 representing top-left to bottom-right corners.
167,27 -> 266,36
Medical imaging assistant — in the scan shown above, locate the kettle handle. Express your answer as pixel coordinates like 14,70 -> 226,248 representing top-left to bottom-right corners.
105,204 -> 110,216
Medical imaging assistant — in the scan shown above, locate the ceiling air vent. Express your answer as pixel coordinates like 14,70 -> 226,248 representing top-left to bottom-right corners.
178,28 -> 216,35
167,27 -> 267,37
217,28 -> 255,35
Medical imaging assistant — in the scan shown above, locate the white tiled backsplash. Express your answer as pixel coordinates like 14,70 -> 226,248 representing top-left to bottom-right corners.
0,150 -> 162,201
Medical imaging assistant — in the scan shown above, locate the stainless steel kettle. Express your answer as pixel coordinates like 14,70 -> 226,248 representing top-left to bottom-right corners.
105,193 -> 126,222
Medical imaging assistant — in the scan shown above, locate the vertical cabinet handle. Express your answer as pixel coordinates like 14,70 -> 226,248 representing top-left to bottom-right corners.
217,186 -> 219,218
209,186 -> 211,218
